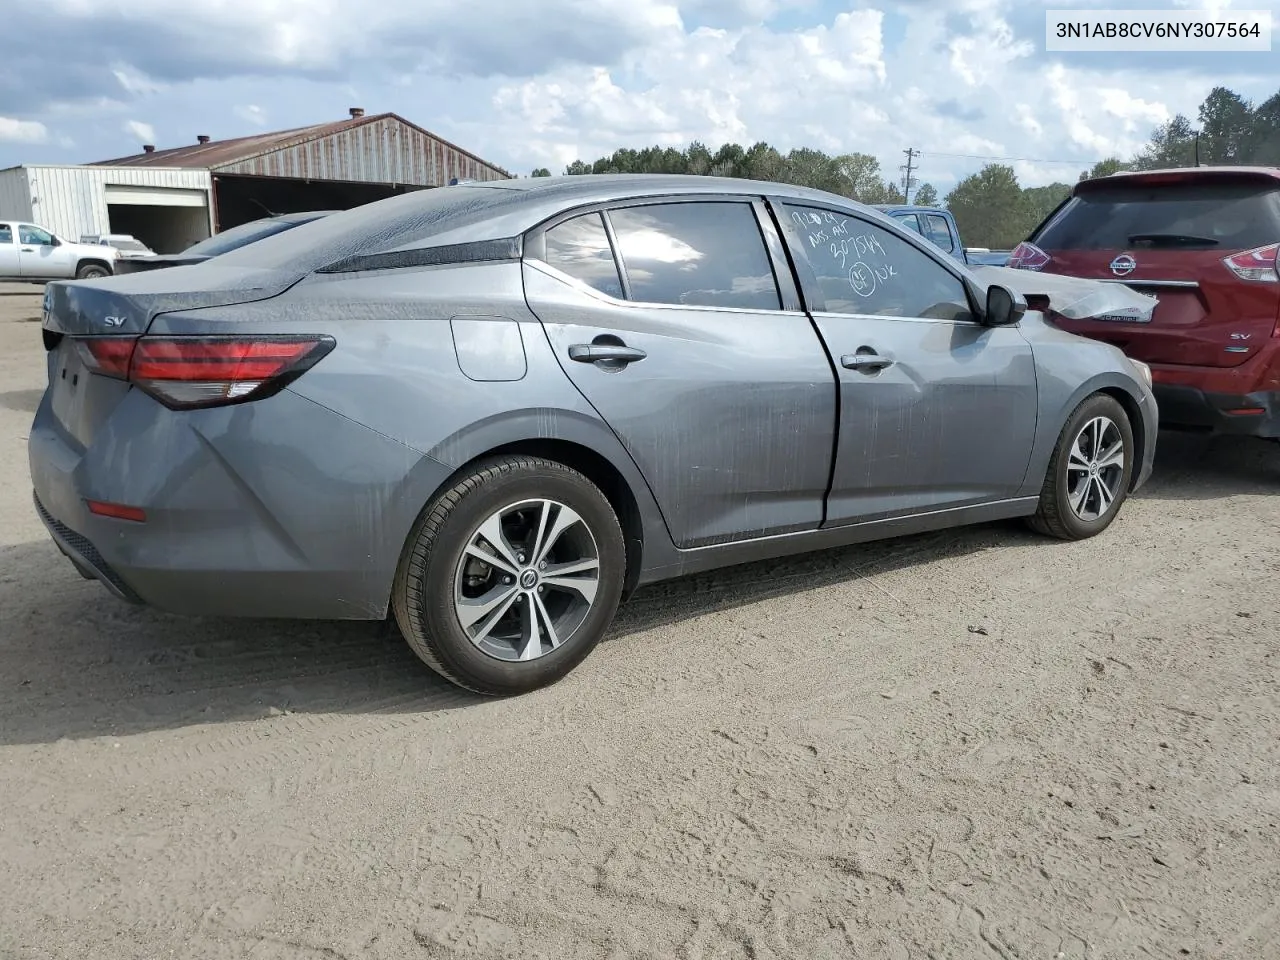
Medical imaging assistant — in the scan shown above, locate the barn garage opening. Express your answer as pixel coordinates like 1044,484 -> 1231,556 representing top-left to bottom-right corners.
104,185 -> 211,253
212,174 -> 427,231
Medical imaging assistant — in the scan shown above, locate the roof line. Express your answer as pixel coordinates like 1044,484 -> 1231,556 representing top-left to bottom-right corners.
206,112 -> 512,179
91,122 -> 325,167
387,114 -> 514,179
200,115 -> 384,171
16,163 -> 210,172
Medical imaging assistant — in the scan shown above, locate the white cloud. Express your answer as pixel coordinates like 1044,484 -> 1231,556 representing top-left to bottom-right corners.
112,64 -> 163,96
1014,103 -> 1044,139
946,6 -> 1034,87
494,10 -> 888,167
123,120 -> 155,144
234,104 -> 268,127
29,0 -> 686,78
0,117 -> 48,143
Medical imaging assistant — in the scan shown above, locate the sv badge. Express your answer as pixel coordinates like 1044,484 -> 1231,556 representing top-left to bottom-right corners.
103,316 -> 127,328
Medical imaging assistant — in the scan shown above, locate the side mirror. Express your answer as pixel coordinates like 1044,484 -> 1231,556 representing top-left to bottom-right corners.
47,236 -> 60,247
984,283 -> 1026,326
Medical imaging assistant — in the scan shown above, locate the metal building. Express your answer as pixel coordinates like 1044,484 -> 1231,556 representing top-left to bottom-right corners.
0,164 -> 213,253
0,109 -> 511,254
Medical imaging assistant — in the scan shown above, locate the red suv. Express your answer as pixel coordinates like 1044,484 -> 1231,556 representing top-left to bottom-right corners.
1009,167 -> 1280,439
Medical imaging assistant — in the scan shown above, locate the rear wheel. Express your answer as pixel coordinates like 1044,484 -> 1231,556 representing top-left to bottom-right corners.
392,456 -> 626,696
1028,393 -> 1135,540
75,262 -> 110,280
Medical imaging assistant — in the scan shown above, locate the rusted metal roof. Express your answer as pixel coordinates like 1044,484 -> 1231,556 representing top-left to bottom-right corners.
92,113 -> 512,184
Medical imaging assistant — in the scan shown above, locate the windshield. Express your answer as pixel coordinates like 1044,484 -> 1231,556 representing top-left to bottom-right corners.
181,215 -> 327,258
1035,180 -> 1280,251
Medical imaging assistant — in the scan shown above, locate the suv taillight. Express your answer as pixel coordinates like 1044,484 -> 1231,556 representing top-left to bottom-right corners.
1008,241 -> 1051,271
1222,243 -> 1280,283
77,335 -> 335,409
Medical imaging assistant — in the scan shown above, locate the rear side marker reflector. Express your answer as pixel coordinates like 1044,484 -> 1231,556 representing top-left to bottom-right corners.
1224,407 -> 1266,417
87,500 -> 146,522
78,335 -> 335,409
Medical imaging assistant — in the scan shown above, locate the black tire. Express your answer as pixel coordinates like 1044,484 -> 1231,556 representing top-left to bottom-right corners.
75,263 -> 110,280
1028,392 -> 1135,541
392,455 -> 626,696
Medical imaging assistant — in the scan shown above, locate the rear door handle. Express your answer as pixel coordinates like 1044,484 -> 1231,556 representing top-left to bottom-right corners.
841,353 -> 894,371
569,344 -> 647,365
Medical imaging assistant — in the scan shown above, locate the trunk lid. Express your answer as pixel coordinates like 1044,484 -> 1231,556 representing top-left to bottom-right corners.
112,255 -> 209,275
41,264 -> 304,449
41,263 -> 302,337
1028,173 -> 1280,368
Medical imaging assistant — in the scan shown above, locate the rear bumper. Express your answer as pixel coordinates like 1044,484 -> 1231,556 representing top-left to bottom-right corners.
1144,339 -> 1280,437
33,491 -> 144,604
28,385 -> 453,620
1152,384 -> 1280,438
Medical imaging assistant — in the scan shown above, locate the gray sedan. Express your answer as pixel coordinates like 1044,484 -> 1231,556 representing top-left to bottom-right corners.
29,175 -> 1157,696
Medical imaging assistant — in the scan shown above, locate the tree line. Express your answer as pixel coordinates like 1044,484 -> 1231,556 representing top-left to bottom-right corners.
530,84 -> 1280,249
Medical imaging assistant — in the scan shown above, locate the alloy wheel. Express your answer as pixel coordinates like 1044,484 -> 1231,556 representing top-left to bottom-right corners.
453,498 -> 601,662
1066,415 -> 1126,522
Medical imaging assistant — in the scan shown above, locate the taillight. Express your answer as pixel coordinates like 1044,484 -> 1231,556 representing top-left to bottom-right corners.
77,338 -> 133,377
1222,243 -> 1280,283
79,335 -> 335,409
1007,241 -> 1051,271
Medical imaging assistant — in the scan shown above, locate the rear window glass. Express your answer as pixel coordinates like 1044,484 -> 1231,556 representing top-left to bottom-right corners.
1035,181 -> 1280,251
210,186 -> 522,272
183,217 -> 322,258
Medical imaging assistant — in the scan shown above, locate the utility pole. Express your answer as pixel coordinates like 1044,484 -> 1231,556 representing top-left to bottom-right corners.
900,147 -> 920,203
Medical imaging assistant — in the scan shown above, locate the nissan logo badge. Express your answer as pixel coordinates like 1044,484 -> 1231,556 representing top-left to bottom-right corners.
1110,254 -> 1137,277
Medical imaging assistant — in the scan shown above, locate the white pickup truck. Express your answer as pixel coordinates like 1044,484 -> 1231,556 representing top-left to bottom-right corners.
0,220 -> 116,283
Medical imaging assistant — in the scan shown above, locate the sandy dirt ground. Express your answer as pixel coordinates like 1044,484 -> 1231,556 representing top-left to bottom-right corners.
0,283 -> 1278,960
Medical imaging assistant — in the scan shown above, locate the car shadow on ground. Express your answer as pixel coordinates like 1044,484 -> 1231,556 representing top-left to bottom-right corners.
0,388 -> 43,414
0,521 -> 1015,747
1136,431 -> 1279,501
0,430 -> 1270,747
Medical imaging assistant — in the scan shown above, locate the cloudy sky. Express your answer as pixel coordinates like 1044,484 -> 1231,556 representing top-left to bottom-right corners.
1,0 -> 1276,194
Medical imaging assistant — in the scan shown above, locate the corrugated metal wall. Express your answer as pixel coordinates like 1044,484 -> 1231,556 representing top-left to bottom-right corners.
22,166 -> 212,240
0,167 -> 33,222
213,116 -> 508,186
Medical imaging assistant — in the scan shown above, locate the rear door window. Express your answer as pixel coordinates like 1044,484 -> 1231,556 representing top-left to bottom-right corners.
606,202 -> 782,310
0,225 -> 12,244
891,213 -> 923,235
543,212 -> 624,299
923,214 -> 955,252
782,203 -> 973,321
1035,180 -> 1280,251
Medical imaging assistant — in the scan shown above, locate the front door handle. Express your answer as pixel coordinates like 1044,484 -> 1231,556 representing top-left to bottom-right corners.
569,343 -> 647,365
21,248 -> 35,253
841,352 -> 894,371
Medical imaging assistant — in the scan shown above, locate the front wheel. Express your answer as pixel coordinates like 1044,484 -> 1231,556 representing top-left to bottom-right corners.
75,263 -> 111,280
392,455 -> 626,696
1028,393 -> 1135,541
